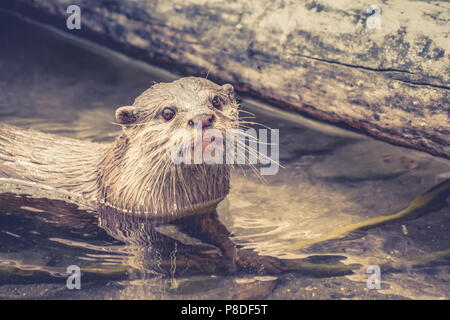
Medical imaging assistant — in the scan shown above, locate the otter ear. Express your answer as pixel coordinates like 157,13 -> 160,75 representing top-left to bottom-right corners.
222,83 -> 235,99
115,106 -> 137,125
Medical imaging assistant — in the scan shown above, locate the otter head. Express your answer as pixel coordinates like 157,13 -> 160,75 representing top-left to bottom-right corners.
99,77 -> 239,217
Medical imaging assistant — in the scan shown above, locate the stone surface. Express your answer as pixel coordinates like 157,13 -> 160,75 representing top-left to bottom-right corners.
1,0 -> 449,159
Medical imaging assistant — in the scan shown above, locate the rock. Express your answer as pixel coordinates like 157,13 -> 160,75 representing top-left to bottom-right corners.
1,0 -> 448,158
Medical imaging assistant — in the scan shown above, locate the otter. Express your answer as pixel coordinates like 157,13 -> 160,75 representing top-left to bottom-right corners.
0,77 -> 238,218
0,77 -> 377,276
0,77 -> 289,274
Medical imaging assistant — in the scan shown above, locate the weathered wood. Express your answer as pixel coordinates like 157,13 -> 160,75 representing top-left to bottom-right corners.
1,0 -> 449,158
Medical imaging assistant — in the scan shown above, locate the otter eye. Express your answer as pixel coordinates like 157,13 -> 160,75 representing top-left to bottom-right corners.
162,107 -> 176,121
211,96 -> 222,109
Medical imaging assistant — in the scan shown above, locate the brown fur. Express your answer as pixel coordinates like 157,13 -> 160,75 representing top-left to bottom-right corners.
0,77 -> 239,217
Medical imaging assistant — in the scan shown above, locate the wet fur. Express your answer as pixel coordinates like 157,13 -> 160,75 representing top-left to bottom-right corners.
0,77 -> 239,217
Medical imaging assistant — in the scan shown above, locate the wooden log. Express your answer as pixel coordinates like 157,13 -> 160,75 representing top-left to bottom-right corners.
1,0 -> 449,158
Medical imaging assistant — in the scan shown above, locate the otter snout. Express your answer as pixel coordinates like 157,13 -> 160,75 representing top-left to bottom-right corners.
188,113 -> 215,129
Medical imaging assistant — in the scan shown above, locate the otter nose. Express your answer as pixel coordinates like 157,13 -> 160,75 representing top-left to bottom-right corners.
188,113 -> 215,129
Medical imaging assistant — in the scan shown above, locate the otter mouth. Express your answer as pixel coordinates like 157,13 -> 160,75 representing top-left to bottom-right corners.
170,128 -> 229,165
197,133 -> 217,151
191,132 -> 225,164
191,128 -> 218,146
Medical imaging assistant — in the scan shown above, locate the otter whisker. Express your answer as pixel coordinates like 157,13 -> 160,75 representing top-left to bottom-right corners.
236,129 -> 277,147
235,139 -> 282,169
238,109 -> 256,116
238,121 -> 272,130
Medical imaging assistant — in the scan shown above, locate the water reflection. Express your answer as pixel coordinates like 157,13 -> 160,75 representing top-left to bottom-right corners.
0,191 -> 360,287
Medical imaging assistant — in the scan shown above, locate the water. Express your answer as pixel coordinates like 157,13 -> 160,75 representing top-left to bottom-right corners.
0,10 -> 449,299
